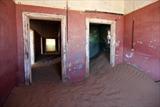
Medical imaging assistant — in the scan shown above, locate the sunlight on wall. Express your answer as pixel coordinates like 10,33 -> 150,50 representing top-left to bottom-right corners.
30,29 -> 35,64
46,39 -> 56,52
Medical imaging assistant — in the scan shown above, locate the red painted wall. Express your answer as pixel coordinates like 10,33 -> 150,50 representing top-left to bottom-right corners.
16,4 -> 124,83
0,0 -> 17,105
124,1 -> 160,81
0,0 -> 159,105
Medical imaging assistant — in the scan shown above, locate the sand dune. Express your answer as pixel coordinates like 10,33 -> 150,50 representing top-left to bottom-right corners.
4,53 -> 160,107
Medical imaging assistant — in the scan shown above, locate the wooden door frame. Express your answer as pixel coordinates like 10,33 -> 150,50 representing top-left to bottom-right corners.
85,18 -> 116,77
22,12 -> 67,85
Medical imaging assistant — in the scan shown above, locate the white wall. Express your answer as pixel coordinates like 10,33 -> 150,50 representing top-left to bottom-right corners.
14,0 -> 66,9
68,0 -> 124,14
14,0 -> 158,14
29,29 -> 35,65
14,0 -> 124,14
124,0 -> 159,14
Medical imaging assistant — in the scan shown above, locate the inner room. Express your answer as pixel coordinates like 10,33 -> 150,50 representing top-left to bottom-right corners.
29,19 -> 62,82
89,23 -> 111,72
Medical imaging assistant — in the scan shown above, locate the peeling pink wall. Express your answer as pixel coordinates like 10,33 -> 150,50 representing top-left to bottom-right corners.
67,11 -> 124,82
16,4 -> 124,83
1,1 -> 159,105
124,1 -> 160,81
0,0 -> 17,105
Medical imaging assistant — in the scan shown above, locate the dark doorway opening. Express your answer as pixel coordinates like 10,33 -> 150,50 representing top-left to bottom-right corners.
89,23 -> 111,72
29,19 -> 62,82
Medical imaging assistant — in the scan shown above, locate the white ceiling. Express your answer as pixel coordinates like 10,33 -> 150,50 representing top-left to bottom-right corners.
14,0 -> 158,14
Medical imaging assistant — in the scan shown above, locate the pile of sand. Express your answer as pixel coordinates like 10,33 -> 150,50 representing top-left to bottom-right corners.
4,53 -> 160,107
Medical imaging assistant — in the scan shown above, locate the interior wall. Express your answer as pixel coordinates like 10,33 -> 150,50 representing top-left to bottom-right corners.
0,0 -> 159,105
14,0 -> 159,15
14,0 -> 124,14
124,1 -> 160,81
30,20 -> 61,61
0,0 -> 17,105
30,20 -> 60,38
124,0 -> 159,14
33,31 -> 41,61
16,4 -> 124,83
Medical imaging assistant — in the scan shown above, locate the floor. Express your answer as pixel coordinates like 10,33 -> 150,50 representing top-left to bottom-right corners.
32,56 -> 61,83
3,53 -> 160,107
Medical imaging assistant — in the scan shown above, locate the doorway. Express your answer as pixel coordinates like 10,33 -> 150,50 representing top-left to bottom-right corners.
22,12 -> 67,85
86,18 -> 116,77
29,19 -> 62,82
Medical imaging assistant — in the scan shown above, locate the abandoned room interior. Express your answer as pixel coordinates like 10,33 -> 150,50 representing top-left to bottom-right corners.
0,0 -> 160,107
30,19 -> 62,83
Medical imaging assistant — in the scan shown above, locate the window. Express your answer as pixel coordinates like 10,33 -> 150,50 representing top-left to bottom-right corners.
45,39 -> 56,52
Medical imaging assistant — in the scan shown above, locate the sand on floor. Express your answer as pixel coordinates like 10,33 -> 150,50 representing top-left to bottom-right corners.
3,53 -> 160,107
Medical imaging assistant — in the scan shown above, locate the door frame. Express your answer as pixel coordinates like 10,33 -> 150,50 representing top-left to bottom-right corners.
22,12 -> 67,85
85,18 -> 116,77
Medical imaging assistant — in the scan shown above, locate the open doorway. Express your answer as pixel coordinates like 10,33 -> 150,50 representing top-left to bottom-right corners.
86,18 -> 116,77
29,19 -> 61,82
23,12 -> 66,85
89,23 -> 111,72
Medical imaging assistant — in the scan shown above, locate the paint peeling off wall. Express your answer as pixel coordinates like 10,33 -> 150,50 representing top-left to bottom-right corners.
16,4 -> 124,83
124,1 -> 160,81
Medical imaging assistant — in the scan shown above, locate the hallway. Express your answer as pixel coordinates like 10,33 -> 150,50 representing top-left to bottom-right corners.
32,57 -> 61,83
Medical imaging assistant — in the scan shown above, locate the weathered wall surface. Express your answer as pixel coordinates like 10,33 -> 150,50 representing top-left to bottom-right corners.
30,20 -> 61,38
0,0 -> 159,105
124,0 -> 159,14
124,1 -> 160,81
85,12 -> 124,67
14,0 -> 159,14
14,0 -> 124,14
16,4 -> 124,83
0,0 -> 17,105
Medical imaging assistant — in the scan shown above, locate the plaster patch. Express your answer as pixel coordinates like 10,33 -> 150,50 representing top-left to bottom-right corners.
148,42 -> 156,49
115,54 -> 119,57
116,41 -> 120,47
148,44 -> 155,49
68,62 -> 72,67
125,52 -> 134,58
75,60 -> 81,64
137,40 -> 143,44
77,64 -> 83,69
69,68 -> 71,72
144,57 -> 149,60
